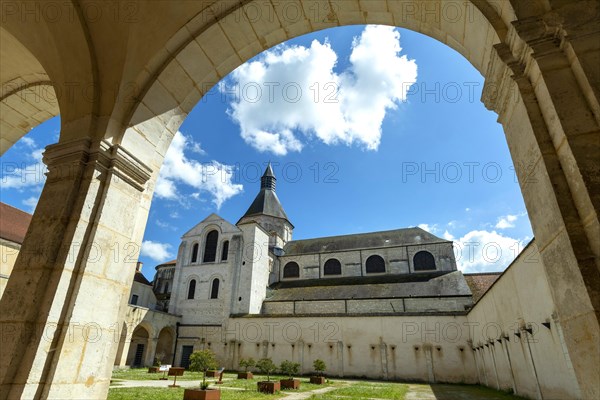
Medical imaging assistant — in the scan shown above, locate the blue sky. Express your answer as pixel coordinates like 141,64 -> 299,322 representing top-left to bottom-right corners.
0,25 -> 532,280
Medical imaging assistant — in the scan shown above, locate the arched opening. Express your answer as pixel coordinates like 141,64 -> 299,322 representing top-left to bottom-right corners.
283,262 -> 300,279
191,243 -> 199,263
203,230 -> 219,263
366,255 -> 386,274
221,240 -> 229,261
324,259 -> 342,276
413,251 -> 436,271
1,2 -> 597,399
210,278 -> 220,299
126,325 -> 150,368
187,279 -> 196,299
155,327 -> 175,366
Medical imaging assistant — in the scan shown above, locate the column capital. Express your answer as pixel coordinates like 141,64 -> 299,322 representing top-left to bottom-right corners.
43,139 -> 152,191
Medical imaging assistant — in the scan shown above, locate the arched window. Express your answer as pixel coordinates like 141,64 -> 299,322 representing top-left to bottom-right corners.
203,230 -> 219,262
221,240 -> 229,261
283,262 -> 299,278
187,280 -> 196,299
191,243 -> 199,263
366,255 -> 386,273
210,279 -> 220,299
324,258 -> 342,275
413,251 -> 436,271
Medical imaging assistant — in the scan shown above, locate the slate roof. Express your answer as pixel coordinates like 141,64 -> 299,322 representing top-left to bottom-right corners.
463,272 -> 501,302
283,227 -> 446,255
133,271 -> 153,286
238,164 -> 291,224
155,259 -> 177,269
0,202 -> 32,244
265,271 -> 472,301
240,189 -> 289,220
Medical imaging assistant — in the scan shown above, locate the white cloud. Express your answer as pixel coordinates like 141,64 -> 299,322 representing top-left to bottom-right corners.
156,131 -> 244,208
442,230 -> 455,241
495,214 -> 518,229
22,196 -> 39,212
225,25 -> 417,155
141,240 -> 173,262
418,223 -> 439,234
1,163 -> 46,189
453,230 -> 526,273
20,137 -> 36,148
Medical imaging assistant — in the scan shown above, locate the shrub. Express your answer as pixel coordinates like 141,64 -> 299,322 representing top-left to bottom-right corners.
239,357 -> 256,372
256,358 -> 277,381
313,359 -> 326,376
280,360 -> 300,379
188,350 -> 218,390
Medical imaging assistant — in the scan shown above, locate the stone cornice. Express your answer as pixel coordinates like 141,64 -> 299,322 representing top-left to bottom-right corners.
43,139 -> 152,191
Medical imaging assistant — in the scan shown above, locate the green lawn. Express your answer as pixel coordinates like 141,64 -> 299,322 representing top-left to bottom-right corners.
110,369 -> 525,400
112,368 -> 205,381
313,381 -> 409,399
108,387 -> 280,400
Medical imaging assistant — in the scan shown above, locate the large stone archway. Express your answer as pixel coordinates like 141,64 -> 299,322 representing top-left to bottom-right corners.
0,1 -> 598,399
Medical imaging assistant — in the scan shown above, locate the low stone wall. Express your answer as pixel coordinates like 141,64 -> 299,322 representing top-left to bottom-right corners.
176,314 -> 478,384
467,240 -> 582,399
262,296 -> 472,315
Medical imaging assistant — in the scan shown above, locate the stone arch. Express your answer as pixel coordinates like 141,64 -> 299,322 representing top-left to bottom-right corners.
203,229 -> 219,263
67,4 -> 600,393
1,2 -> 598,399
0,28 -> 60,154
190,242 -> 200,263
126,324 -> 152,367
119,1 -> 508,166
155,327 -> 175,366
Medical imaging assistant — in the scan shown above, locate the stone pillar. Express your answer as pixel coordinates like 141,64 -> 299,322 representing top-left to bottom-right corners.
0,139 -> 152,399
484,25 -> 599,396
145,338 -> 158,368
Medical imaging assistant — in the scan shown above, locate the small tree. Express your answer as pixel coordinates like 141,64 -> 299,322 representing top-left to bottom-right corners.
239,357 -> 256,372
188,350 -> 218,390
280,360 -> 300,380
153,351 -> 165,367
256,358 -> 277,382
313,359 -> 326,376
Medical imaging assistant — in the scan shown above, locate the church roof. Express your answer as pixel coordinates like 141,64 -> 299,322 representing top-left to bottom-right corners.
133,271 -> 152,286
265,271 -> 472,301
238,164 -> 291,225
283,227 -> 446,255
240,189 -> 289,221
463,273 -> 501,302
0,202 -> 32,244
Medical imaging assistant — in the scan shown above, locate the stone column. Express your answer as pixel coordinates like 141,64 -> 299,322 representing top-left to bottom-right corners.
145,338 -> 158,368
0,139 -> 152,399
484,26 -> 599,396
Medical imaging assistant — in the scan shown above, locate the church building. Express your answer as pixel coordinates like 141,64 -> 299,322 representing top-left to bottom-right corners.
168,164 -> 471,327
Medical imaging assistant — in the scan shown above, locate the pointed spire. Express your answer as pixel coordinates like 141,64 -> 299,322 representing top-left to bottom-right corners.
261,162 -> 276,191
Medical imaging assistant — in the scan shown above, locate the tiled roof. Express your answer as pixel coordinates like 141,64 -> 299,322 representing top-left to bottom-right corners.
283,227 -> 446,255
0,203 -> 32,244
463,273 -> 501,302
133,271 -> 152,286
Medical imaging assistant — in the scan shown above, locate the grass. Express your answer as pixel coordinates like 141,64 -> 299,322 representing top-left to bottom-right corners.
214,374 -> 343,392
309,381 -> 409,399
108,387 -> 280,400
110,369 -> 526,400
112,368 -> 204,381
